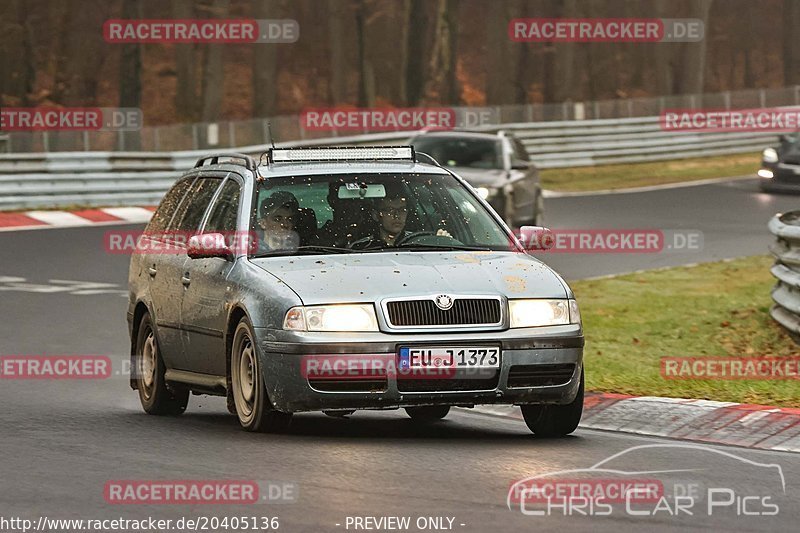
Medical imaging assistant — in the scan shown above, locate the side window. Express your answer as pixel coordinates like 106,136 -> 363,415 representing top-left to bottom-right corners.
204,179 -> 242,233
169,177 -> 223,233
146,177 -> 195,232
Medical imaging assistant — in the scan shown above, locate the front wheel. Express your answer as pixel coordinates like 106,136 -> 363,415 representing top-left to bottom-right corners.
405,405 -> 450,421
134,312 -> 189,416
230,318 -> 292,432
520,369 -> 583,437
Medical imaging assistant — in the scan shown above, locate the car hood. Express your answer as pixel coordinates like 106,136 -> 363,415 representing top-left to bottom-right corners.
249,252 -> 569,305
448,167 -> 508,187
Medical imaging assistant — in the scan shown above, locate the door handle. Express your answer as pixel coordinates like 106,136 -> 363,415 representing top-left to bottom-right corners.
181,273 -> 191,287
147,266 -> 157,277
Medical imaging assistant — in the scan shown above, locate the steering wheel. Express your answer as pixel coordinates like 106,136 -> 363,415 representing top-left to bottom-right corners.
347,236 -> 382,250
393,231 -> 443,246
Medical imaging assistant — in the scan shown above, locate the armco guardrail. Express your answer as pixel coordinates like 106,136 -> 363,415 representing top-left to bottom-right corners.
0,116 -> 777,210
769,211 -> 800,341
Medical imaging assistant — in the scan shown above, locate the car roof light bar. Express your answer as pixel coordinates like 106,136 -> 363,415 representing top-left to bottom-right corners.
268,146 -> 415,163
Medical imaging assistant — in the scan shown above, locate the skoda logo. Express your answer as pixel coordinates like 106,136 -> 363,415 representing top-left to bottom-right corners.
434,294 -> 454,310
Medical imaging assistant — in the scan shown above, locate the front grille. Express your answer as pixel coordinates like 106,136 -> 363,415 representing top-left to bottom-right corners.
397,373 -> 500,393
308,378 -> 388,392
507,364 -> 575,388
386,298 -> 502,327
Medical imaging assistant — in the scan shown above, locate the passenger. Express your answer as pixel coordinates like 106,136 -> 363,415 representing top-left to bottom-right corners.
257,191 -> 300,252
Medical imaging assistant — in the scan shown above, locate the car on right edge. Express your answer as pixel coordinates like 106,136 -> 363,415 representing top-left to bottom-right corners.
410,130 -> 544,226
759,131 -> 800,192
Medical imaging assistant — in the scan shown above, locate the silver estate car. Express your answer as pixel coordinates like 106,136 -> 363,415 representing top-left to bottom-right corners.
127,146 -> 584,436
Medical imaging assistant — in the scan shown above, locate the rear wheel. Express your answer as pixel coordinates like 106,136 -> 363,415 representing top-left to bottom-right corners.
405,405 -> 450,421
135,312 -> 189,416
521,369 -> 584,437
231,318 -> 292,432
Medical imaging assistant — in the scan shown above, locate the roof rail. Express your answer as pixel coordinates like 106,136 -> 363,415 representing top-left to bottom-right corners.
194,153 -> 257,171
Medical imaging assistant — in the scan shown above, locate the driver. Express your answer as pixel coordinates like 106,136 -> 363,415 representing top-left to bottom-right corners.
369,190 -> 450,246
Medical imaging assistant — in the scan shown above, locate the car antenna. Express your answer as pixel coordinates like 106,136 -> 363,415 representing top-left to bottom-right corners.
257,122 -> 277,180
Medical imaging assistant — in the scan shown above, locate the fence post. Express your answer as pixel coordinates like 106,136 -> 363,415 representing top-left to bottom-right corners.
228,122 -> 236,148
759,88 -> 766,108
43,131 -> 49,152
154,127 -> 160,151
723,91 -> 731,110
83,131 -> 90,151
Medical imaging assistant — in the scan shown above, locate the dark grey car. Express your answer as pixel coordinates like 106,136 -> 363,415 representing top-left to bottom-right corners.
759,131 -> 800,193
127,147 -> 583,435
409,130 -> 543,226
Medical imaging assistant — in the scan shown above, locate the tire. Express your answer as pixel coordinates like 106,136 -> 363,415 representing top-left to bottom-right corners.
230,318 -> 292,432
405,405 -> 451,421
134,312 -> 189,416
521,369 -> 584,437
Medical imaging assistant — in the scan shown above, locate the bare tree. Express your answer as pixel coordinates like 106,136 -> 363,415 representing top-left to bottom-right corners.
486,0 -> 521,105
404,0 -> 431,106
327,0 -> 348,105
425,0 -> 460,104
0,0 -> 35,106
173,0 -> 198,120
253,0 -> 280,117
784,0 -> 800,86
200,0 -> 230,122
119,0 -> 142,149
676,0 -> 713,96
354,0 -> 375,107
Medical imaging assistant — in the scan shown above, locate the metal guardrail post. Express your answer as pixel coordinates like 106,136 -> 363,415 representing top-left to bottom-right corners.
768,211 -> 800,342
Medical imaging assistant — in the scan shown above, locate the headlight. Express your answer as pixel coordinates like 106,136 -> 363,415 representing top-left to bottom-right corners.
763,147 -> 779,163
476,187 -> 491,199
283,304 -> 379,332
509,299 -> 580,328
758,169 -> 774,179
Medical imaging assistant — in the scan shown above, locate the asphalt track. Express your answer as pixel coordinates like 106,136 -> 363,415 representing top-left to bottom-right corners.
1,177 -> 799,532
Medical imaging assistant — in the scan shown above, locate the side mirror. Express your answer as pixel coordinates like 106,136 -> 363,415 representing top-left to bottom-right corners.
517,225 -> 554,251
510,160 -> 530,170
187,233 -> 233,260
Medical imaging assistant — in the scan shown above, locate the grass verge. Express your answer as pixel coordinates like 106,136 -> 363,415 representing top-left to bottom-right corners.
575,255 -> 800,407
541,152 -> 761,192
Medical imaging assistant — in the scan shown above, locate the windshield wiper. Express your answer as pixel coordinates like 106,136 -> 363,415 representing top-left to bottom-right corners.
251,245 -> 354,258
393,243 -> 494,252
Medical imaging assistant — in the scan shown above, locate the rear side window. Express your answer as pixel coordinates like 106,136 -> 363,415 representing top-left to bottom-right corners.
204,179 -> 242,233
147,177 -> 195,232
170,177 -> 223,232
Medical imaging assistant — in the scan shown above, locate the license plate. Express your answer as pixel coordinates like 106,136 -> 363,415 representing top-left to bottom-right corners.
398,346 -> 500,370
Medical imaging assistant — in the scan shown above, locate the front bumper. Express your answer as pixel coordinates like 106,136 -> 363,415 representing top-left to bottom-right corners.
254,325 -> 584,413
760,163 -> 800,193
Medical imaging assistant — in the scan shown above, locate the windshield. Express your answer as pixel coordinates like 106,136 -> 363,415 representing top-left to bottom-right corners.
249,172 -> 513,257
413,137 -> 503,169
